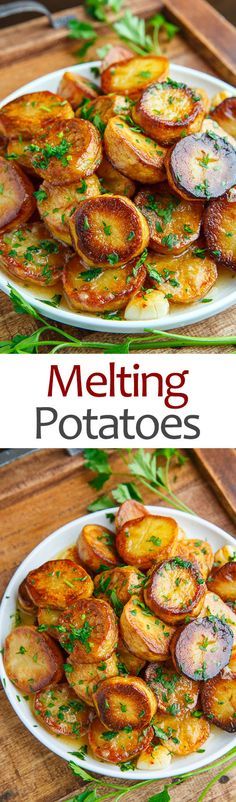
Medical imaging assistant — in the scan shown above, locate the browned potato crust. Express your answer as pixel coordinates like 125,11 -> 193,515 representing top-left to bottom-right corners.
170,616 -> 234,681
7,138 -> 38,176
93,675 -> 157,730
18,579 -> 37,613
63,254 -> 146,313
37,607 -> 62,638
3,625 -> 64,692
58,71 -> 100,110
165,132 -> 236,201
147,245 -> 218,304
116,636 -> 145,675
30,119 -> 102,184
210,97 -> 236,138
69,194 -> 149,267
115,500 -> 148,531
88,716 -> 153,763
132,82 -> 205,145
77,523 -> 120,572
0,91 -> 73,139
144,558 -> 206,624
34,682 -> 90,735
171,538 -> 213,580
201,670 -> 236,731
58,598 -> 118,663
0,157 -> 36,232
153,712 -> 210,755
66,653 -> 119,706
26,559 -> 94,609
37,175 -> 101,245
135,184 -> 203,254
120,596 -> 175,662
101,56 -> 169,99
203,192 -> 236,270
0,222 -> 67,286
104,117 -> 167,184
97,156 -> 136,197
145,662 -> 199,715
207,562 -> 236,601
116,514 -> 179,570
76,93 -> 132,128
94,565 -> 144,611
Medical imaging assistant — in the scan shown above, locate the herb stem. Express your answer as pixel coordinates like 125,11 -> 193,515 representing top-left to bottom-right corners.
197,759 -> 236,801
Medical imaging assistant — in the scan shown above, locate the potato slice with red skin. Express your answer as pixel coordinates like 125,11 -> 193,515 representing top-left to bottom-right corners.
135,184 -> 203,254
76,93 -> 132,129
165,132 -> 236,201
132,82 -> 205,145
0,222 -> 67,286
0,91 -> 74,140
0,157 -> 36,233
210,97 -> 236,138
101,56 -> 169,99
170,616 -> 233,681
69,194 -> 149,268
94,565 -> 144,611
104,117 -> 167,184
58,71 -> 100,110
100,45 -> 134,74
88,716 -> 153,763
37,175 -> 101,246
66,652 -> 119,706
77,523 -> 120,572
207,562 -> 236,602
26,559 -> 94,609
144,558 -> 206,625
144,662 -> 199,716
58,598 -> 118,663
147,246 -> 217,304
115,500 -> 148,531
63,255 -> 146,314
171,538 -> 213,580
153,712 -> 210,755
34,682 -> 91,735
97,156 -> 136,198
37,607 -> 62,638
203,192 -> 236,270
116,636 -> 145,676
18,579 -> 37,613
93,675 -> 157,731
30,119 -> 102,184
116,515 -> 179,570
3,625 -> 64,693
120,596 -> 175,662
201,670 -> 236,731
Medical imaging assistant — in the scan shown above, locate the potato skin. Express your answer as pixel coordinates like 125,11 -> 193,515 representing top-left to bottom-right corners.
69,194 -> 149,268
135,183 -> 203,254
18,579 -> 37,613
97,156 -> 136,198
63,255 -> 146,314
77,93 -> 132,128
58,598 -> 118,663
30,119 -> 102,184
147,245 -> 218,304
132,82 -> 205,145
210,97 -> 236,138
104,116 -> 167,184
0,157 -> 36,232
94,565 -> 144,611
153,712 -> 210,755
115,500 -> 148,531
66,653 -> 119,706
201,670 -> 236,731
37,175 -> 101,245
93,675 -> 157,731
116,514 -> 179,570
88,716 -> 154,763
165,132 -> 236,201
26,559 -> 94,609
0,91 -> 74,139
100,45 -> 134,74
203,193 -> 236,271
0,222 -> 67,286
171,538 -> 213,580
144,558 -> 206,624
3,625 -> 64,693
77,524 -> 120,572
58,71 -> 100,110
207,562 -> 236,601
101,56 -> 169,98
120,595 -> 175,662
170,616 -> 234,681
34,682 -> 91,736
144,662 -> 199,716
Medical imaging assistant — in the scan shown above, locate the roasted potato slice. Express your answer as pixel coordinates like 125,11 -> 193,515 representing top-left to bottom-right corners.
135,184 -> 203,254
124,288 -> 169,320
200,591 -> 236,672
153,712 -> 210,755
171,538 -> 213,580
201,118 -> 236,149
147,245 -> 218,304
18,579 -> 37,614
193,87 -> 210,114
207,562 -> 236,602
213,544 -> 236,569
120,596 -> 175,662
58,71 -> 100,110
77,93 -> 132,130
37,607 -> 61,638
63,254 -> 146,314
0,157 -> 36,233
69,194 -> 149,267
132,81 -> 204,145
115,500 -> 148,531
66,652 -> 119,706
88,716 -> 153,763
101,56 -> 169,99
26,559 -> 93,609
144,558 -> 206,624
94,565 -> 144,612
104,117 -> 167,184
210,97 -> 236,138
30,119 -> 102,184
97,156 -> 136,198
144,662 -> 199,716
0,91 -> 73,139
210,91 -> 232,110
3,625 -> 64,693
203,192 -> 236,270
58,598 -> 118,663
116,636 -> 145,676
0,222 -> 67,286
77,523 -> 120,572
37,175 -> 101,245
7,138 -> 39,176
170,616 -> 233,681
116,514 -> 179,570
34,682 -> 90,735
201,670 -> 236,731
165,132 -> 236,201
136,744 -> 172,770
93,675 -> 157,731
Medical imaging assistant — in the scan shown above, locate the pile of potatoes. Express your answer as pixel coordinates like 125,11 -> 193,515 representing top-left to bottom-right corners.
0,48 -> 235,321
3,499 -> 236,770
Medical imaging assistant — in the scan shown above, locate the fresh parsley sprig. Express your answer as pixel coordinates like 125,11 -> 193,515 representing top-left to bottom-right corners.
113,10 -> 179,55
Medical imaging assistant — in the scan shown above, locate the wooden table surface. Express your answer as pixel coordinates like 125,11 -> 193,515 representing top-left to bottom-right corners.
0,447 -> 236,802
0,0 -> 235,352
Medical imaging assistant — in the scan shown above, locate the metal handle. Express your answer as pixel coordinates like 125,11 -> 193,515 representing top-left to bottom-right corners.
0,1 -> 72,28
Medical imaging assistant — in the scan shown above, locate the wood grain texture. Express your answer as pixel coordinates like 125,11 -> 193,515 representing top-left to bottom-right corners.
193,448 -> 236,523
0,448 -> 236,802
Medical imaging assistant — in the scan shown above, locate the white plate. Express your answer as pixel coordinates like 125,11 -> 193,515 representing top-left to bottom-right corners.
0,62 -> 236,334
0,505 -> 236,780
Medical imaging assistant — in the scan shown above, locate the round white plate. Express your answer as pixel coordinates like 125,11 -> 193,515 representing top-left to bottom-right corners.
0,62 -> 236,334
0,505 -> 236,780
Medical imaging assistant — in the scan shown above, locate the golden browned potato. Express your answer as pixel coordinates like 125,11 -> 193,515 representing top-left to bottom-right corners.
37,175 -> 101,245
200,591 -> 236,673
0,222 -> 67,286
120,596 -> 175,662
132,82 -> 205,145
69,194 -> 149,267
26,559 -> 94,609
144,662 -> 199,716
116,514 -> 179,570
0,91 -> 74,139
18,579 -> 37,614
30,119 -> 102,184
37,607 -> 61,638
171,538 -> 214,580
97,156 -> 136,198
58,71 -> 100,110
34,683 -> 91,735
77,524 -> 120,572
201,117 -> 236,148
153,712 -> 210,755
204,192 -> 236,270
210,91 -> 232,110
58,598 -> 118,663
213,544 -> 236,569
88,716 -> 153,763
147,246 -> 218,304
101,56 -> 169,99
104,117 -> 167,184
7,138 -> 39,176
63,254 -> 146,314
210,97 -> 236,138
165,132 -> 236,200
201,670 -> 236,731
66,652 -> 119,706
170,616 -> 233,681
136,744 -> 172,770
0,157 -> 36,232
193,87 -> 210,114
76,93 -> 132,130
135,183 -> 203,254
116,636 -> 146,676
94,565 -> 144,612
144,558 -> 206,625
3,626 -> 64,692
207,562 -> 236,601
93,675 -> 157,730
115,500 -> 148,531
